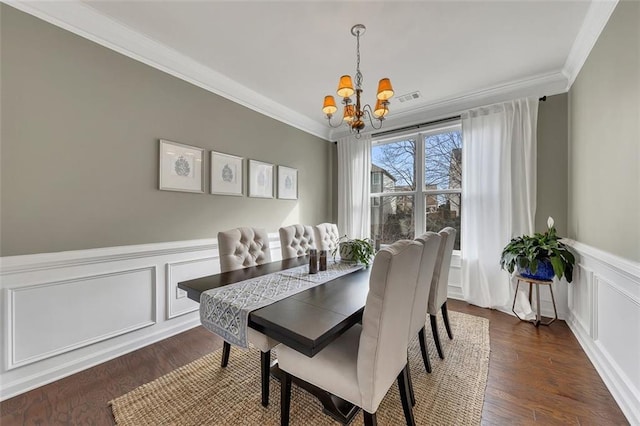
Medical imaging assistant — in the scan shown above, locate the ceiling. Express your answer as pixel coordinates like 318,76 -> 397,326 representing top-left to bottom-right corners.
11,1 -> 617,140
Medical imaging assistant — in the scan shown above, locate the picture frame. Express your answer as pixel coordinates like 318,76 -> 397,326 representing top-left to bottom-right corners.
277,165 -> 298,200
210,151 -> 243,196
159,139 -> 204,193
248,159 -> 274,198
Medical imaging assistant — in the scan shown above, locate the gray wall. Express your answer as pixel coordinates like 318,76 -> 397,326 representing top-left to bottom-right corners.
568,0 -> 640,262
0,5 -> 333,256
536,94 -> 568,236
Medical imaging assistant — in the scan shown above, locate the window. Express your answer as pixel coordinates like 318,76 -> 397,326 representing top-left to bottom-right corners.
370,124 -> 462,250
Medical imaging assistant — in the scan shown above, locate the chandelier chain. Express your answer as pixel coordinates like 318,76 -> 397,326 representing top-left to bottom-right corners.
355,29 -> 363,90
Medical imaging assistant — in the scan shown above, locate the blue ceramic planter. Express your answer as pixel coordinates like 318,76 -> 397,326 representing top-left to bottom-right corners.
518,258 -> 555,281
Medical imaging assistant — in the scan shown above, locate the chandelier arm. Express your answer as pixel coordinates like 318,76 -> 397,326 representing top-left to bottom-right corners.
326,114 -> 344,128
362,104 -> 384,130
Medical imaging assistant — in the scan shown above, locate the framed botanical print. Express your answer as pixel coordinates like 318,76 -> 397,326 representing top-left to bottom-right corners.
159,139 -> 204,193
277,165 -> 298,200
248,159 -> 274,198
210,151 -> 243,196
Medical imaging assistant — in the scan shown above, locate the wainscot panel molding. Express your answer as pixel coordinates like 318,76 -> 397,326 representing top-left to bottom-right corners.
7,267 -> 157,370
564,239 -> 640,425
166,258 -> 215,319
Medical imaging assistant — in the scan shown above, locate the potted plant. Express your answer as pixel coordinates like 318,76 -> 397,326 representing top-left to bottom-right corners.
500,217 -> 576,282
332,236 -> 375,267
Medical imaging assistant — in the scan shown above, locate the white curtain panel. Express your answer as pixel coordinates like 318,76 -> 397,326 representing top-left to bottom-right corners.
461,98 -> 538,313
337,134 -> 372,240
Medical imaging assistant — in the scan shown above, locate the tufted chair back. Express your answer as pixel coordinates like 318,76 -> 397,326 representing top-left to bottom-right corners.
217,227 -> 272,273
279,224 -> 315,259
410,232 -> 442,336
313,223 -> 341,252
427,227 -> 457,314
357,239 -> 423,413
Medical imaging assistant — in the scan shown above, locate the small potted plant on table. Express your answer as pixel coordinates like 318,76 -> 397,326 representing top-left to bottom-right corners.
332,236 -> 375,267
500,217 -> 576,282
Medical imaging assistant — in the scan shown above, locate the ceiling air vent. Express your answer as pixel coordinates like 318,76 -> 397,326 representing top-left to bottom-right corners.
397,91 -> 421,103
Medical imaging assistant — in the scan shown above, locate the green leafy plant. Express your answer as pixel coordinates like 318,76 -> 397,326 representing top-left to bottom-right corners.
332,236 -> 375,267
500,217 -> 576,282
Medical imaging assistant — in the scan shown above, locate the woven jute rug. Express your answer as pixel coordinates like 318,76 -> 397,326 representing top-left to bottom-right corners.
110,311 -> 489,425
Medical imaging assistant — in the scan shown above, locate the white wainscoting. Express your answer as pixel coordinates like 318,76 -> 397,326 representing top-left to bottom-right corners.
447,252 -> 463,300
564,240 -> 640,425
0,235 -> 284,401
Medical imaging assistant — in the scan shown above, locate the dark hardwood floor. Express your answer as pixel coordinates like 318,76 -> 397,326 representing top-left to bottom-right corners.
0,300 -> 628,425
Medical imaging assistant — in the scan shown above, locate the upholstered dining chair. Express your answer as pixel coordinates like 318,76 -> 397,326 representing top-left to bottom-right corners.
428,227 -> 457,360
216,227 -> 276,407
313,223 -> 340,252
410,232 -> 442,374
278,224 -> 315,259
278,239 -> 423,426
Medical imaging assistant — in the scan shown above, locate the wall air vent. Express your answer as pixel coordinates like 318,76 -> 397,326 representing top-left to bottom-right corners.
397,91 -> 421,103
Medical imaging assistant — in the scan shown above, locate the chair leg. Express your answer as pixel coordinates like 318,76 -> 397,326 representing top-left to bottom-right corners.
261,350 -> 271,407
363,411 -> 378,426
418,327 -> 432,373
430,314 -> 444,359
397,365 -> 416,426
221,341 -> 231,368
405,357 -> 416,407
442,302 -> 453,340
280,370 -> 292,426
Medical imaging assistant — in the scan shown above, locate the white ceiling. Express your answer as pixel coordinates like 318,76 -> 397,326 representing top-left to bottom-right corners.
11,1 -> 618,140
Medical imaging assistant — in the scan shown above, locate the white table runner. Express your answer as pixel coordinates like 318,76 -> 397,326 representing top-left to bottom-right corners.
200,261 -> 362,348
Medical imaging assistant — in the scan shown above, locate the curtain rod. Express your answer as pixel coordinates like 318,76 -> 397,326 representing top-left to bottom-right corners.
371,115 -> 461,138
332,96 -> 546,143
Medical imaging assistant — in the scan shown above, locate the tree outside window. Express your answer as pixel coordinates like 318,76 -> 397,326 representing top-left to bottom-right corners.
425,131 -> 462,249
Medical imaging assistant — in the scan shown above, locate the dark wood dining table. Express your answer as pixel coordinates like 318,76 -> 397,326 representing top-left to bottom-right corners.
177,255 -> 371,423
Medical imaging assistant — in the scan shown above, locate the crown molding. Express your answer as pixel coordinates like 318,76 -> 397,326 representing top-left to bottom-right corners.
4,0 -> 332,141
330,70 -> 568,140
563,0 -> 618,90
5,0 -> 616,142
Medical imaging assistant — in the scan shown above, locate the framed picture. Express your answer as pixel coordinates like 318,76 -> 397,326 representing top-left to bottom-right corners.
248,159 -> 274,198
277,166 -> 298,200
210,151 -> 243,196
159,139 -> 204,193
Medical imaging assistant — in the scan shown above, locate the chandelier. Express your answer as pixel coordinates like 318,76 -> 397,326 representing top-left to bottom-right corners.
322,24 -> 394,137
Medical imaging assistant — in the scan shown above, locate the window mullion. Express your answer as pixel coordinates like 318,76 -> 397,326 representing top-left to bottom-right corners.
414,132 -> 426,236
423,189 -> 462,195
